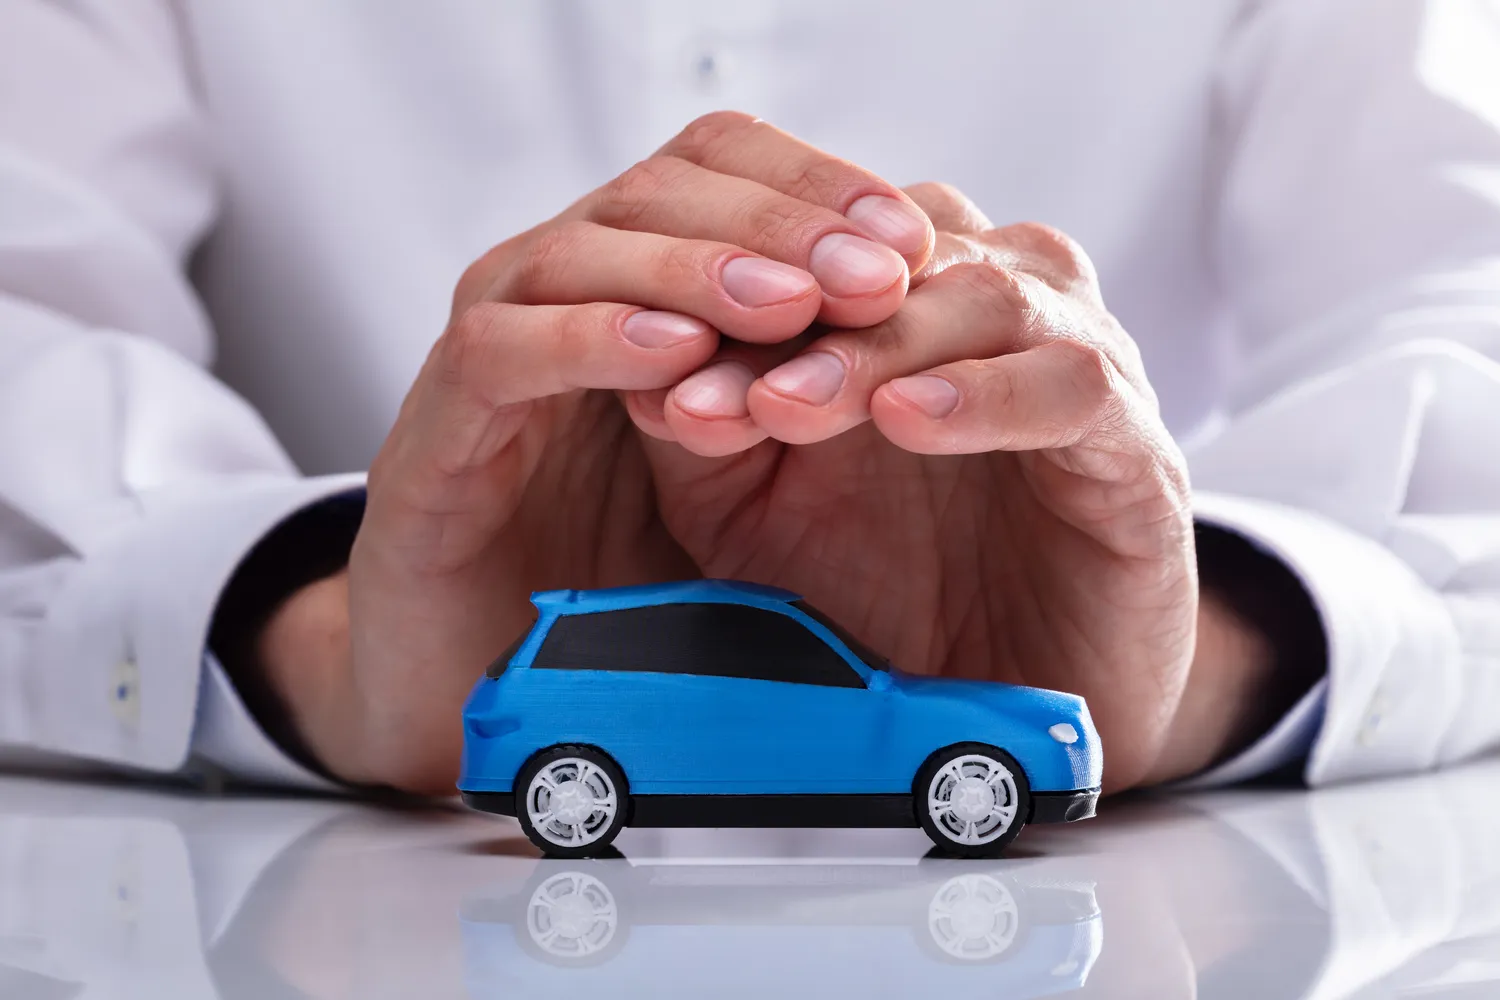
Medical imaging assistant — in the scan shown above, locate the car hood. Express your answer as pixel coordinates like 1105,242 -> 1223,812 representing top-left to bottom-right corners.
886,670 -> 1093,728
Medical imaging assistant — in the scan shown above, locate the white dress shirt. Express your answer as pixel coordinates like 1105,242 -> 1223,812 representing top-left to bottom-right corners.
0,0 -> 1498,789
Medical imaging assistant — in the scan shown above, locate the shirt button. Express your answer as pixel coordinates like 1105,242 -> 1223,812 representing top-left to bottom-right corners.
1357,691 -> 1387,746
688,41 -> 733,90
111,656 -> 140,728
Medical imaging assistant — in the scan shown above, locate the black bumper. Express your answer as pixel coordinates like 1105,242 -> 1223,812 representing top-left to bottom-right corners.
462,791 -> 517,817
1029,787 -> 1100,824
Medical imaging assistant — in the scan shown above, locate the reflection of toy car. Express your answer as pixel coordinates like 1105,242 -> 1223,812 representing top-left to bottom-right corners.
459,580 -> 1101,858
459,857 -> 1102,996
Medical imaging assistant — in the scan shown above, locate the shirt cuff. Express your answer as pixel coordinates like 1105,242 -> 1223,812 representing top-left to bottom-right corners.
1175,678 -> 1327,789
27,472 -> 365,773
192,651 -> 338,791
1190,491 -> 1463,787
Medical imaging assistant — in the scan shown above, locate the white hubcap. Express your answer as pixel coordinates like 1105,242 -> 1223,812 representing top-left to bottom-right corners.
928,874 -> 1021,960
927,753 -> 1020,846
526,758 -> 619,848
526,872 -> 618,959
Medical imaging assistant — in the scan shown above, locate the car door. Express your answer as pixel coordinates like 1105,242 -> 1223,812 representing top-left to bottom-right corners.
647,602 -> 903,795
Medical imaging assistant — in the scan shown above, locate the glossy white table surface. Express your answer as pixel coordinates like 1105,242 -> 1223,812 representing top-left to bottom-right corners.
2,757 -> 1497,999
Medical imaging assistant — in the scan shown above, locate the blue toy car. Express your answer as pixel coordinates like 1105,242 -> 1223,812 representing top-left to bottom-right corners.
459,580 -> 1102,858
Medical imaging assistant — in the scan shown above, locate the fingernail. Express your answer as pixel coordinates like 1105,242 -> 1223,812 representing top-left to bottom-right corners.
721,257 -> 819,308
808,232 -> 906,299
673,361 -> 756,418
622,310 -> 711,349
762,352 -> 846,406
889,375 -> 960,418
845,195 -> 931,255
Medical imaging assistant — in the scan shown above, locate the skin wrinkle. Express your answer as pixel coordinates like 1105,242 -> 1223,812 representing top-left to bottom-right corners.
510,221 -> 590,303
590,155 -> 691,232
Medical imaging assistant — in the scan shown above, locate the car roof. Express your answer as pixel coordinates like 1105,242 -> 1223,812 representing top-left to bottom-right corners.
530,579 -> 802,614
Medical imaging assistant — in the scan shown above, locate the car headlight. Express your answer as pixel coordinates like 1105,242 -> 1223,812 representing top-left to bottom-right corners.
1048,723 -> 1080,745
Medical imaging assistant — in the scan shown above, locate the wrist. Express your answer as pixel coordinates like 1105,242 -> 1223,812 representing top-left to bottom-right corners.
257,570 -> 370,783
1147,590 -> 1277,784
1145,524 -> 1327,786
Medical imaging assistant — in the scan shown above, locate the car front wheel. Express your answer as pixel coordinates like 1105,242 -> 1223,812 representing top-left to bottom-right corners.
515,745 -> 629,858
915,743 -> 1031,858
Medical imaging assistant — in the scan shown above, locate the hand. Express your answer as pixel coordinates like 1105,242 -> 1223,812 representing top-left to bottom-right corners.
622,182 -> 1201,791
265,113 -> 936,792
265,119 -> 1248,794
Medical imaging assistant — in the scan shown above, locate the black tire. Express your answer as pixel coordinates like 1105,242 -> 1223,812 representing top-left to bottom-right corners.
515,745 -> 630,859
914,743 -> 1031,859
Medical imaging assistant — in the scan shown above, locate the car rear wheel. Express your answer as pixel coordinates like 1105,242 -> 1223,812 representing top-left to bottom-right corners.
515,745 -> 629,858
915,743 -> 1031,858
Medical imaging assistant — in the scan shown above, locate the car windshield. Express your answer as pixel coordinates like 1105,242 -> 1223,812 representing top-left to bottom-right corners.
790,600 -> 891,672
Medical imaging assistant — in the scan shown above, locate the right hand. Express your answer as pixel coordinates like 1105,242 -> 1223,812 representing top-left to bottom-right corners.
269,112 -> 935,791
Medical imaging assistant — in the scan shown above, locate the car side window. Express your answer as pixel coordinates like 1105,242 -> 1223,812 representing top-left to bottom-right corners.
531,603 -> 862,688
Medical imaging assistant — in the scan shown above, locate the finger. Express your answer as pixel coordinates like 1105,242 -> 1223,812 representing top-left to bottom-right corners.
746,263 -> 1050,445
619,386 -> 677,443
649,338 -> 806,458
403,302 -> 719,483
870,338 -> 1144,466
901,181 -> 993,234
575,154 -> 909,329
498,220 -> 820,345
658,111 -> 935,266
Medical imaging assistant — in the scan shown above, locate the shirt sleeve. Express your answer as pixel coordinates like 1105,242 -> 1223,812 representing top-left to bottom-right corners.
1184,0 -> 1500,786
0,0 -> 354,783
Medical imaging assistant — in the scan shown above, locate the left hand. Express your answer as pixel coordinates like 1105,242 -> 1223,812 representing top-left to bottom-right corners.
623,183 -> 1204,791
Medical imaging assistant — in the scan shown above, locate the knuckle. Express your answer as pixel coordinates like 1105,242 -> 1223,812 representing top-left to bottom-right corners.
1001,221 -> 1096,286
555,304 -> 605,367
667,110 -> 759,160
783,156 -> 854,206
659,240 -> 718,287
1052,338 -> 1119,420
593,156 -> 690,228
942,261 -> 1036,326
737,198 -> 818,253
441,302 -> 505,386
512,221 -> 593,300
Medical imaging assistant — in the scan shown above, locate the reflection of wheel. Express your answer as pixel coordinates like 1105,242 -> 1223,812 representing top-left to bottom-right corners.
520,871 -> 625,966
925,873 -> 1022,961
515,745 -> 629,858
915,743 -> 1031,858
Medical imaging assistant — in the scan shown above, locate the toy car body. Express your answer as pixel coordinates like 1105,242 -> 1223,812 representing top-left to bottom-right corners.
459,580 -> 1102,858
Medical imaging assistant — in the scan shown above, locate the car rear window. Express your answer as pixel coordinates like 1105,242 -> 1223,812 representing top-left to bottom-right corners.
484,620 -> 534,678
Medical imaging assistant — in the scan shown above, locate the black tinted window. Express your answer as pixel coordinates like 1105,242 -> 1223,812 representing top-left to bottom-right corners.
484,623 -> 533,678
791,600 -> 890,671
531,603 -> 861,688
